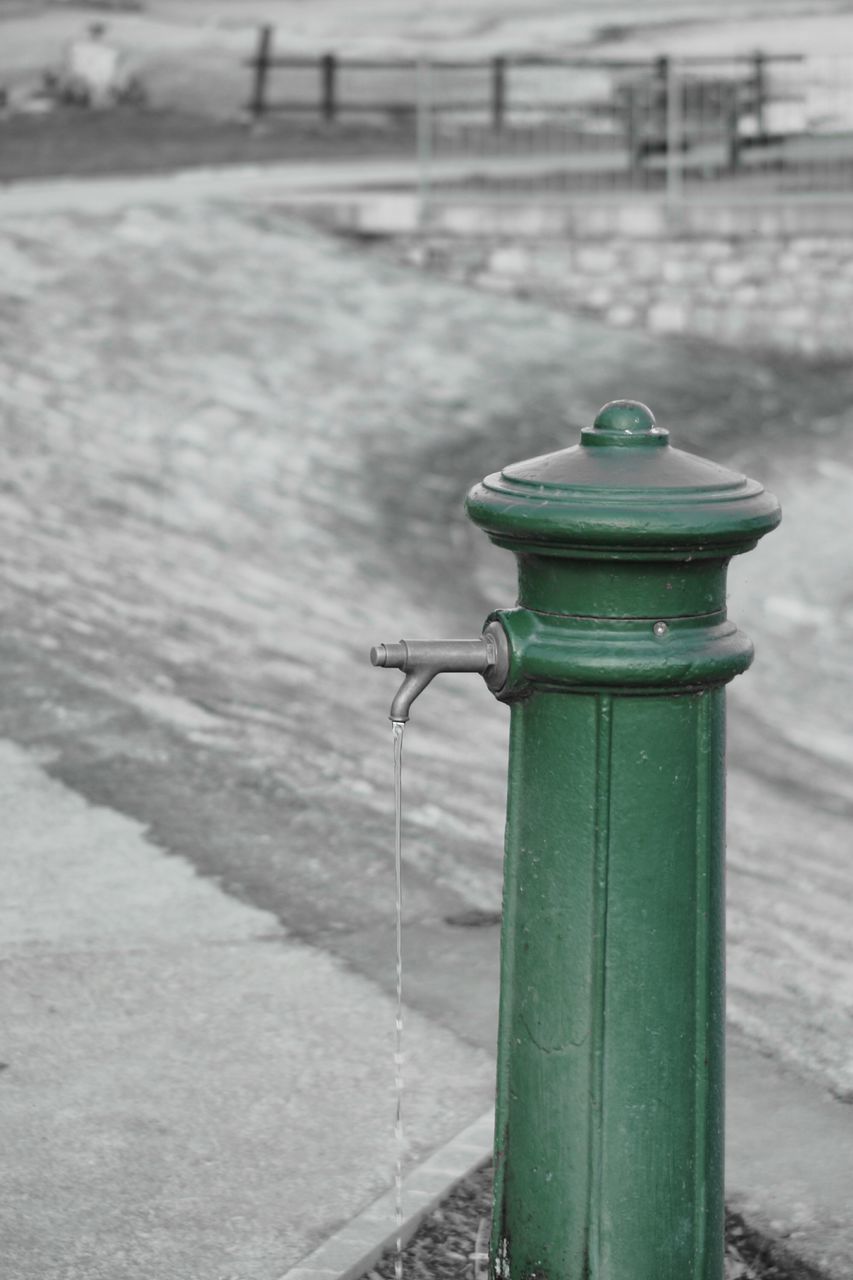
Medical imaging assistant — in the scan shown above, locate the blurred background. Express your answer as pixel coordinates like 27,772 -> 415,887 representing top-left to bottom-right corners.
3,0 -> 853,184
1,3 -> 852,1279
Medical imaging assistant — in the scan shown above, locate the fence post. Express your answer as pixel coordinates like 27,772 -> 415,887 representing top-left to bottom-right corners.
725,81 -> 742,172
321,53 -> 337,123
664,55 -> 682,203
416,58 -> 433,230
625,85 -> 642,182
464,399 -> 781,1280
491,56 -> 507,131
248,24 -> 273,122
655,52 -> 669,132
752,49 -> 767,140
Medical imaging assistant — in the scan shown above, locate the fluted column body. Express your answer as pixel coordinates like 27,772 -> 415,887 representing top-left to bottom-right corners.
466,401 -> 780,1280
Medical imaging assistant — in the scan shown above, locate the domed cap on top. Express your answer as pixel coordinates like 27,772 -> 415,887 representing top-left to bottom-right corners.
583,399 -> 668,446
465,400 -> 781,558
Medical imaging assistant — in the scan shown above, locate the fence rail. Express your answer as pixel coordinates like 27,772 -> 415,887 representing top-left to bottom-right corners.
244,31 -> 853,201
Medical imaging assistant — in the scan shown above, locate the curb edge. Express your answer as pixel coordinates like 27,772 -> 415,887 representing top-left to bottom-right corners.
278,1110 -> 494,1280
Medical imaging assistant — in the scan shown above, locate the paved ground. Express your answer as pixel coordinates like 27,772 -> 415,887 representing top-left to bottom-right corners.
0,740 -> 493,1280
1,190 -> 853,1274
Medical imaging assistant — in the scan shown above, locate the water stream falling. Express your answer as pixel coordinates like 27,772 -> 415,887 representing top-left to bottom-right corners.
392,718 -> 405,1280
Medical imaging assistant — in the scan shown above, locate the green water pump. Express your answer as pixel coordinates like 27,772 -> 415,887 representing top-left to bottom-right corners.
372,400 -> 780,1279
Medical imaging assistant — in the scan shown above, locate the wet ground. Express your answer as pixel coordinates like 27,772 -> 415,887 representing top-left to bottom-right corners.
0,200 -> 851,1107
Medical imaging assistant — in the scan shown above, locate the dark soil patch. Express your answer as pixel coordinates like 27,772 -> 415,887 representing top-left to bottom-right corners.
365,1164 -> 820,1280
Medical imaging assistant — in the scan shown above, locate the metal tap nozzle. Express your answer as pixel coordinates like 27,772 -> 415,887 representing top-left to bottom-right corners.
370,620 -> 509,722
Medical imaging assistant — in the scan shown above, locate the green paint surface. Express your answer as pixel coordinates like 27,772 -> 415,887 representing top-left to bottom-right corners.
469,403 -> 778,1280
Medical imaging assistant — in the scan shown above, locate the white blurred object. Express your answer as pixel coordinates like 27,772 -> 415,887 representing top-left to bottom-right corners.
742,98 -> 807,136
802,56 -> 853,132
758,55 -> 853,135
64,25 -> 127,108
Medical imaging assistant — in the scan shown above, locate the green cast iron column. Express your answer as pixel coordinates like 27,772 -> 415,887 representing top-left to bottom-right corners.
466,401 -> 780,1280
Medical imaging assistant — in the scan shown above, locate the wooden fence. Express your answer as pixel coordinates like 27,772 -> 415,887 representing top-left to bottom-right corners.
244,30 -> 788,135
239,35 -> 853,201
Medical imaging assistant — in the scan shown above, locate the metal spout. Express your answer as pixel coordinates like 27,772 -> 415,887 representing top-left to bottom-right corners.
370,619 -> 509,722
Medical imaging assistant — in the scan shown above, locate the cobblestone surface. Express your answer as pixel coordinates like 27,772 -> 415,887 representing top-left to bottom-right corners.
0,199 -> 852,1108
394,233 -> 853,358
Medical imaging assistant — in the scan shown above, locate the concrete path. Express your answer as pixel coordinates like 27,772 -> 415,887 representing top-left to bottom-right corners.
0,153 -> 602,218
727,1039 -> 853,1279
0,162 -> 368,219
0,739 -> 493,1279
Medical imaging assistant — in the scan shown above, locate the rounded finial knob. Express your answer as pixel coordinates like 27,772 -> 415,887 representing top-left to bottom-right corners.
593,400 -> 656,434
582,400 -> 667,449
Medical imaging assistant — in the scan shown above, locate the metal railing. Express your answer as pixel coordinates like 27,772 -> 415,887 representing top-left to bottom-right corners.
244,33 -> 853,202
